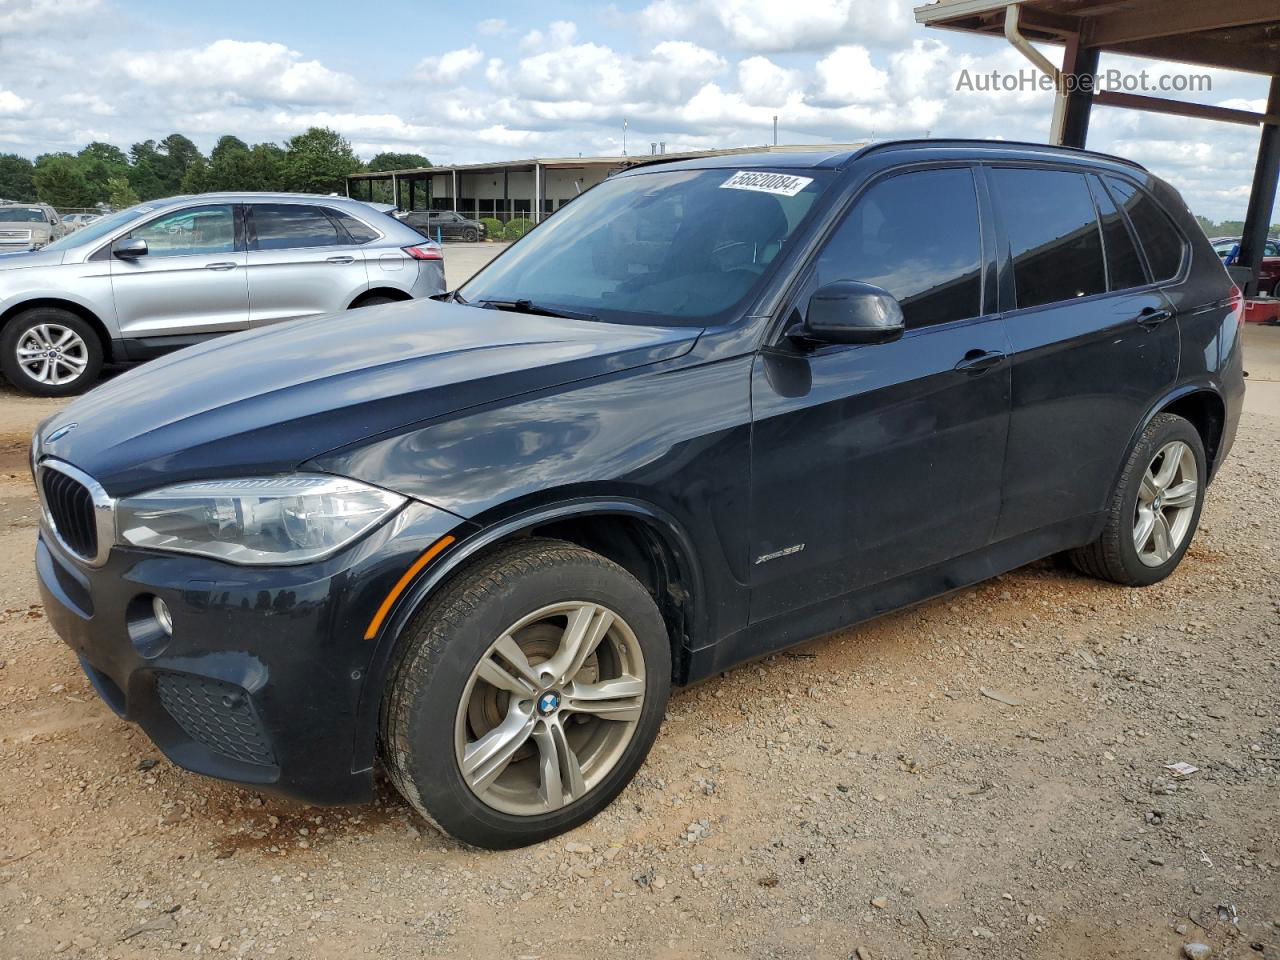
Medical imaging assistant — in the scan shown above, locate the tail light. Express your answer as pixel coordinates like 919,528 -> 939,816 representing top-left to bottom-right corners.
1228,285 -> 1245,328
403,244 -> 442,261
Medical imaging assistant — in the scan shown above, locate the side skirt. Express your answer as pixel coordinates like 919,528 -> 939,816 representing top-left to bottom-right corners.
684,513 -> 1100,683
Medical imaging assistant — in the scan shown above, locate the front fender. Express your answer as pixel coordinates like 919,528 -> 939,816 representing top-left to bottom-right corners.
349,496 -> 708,773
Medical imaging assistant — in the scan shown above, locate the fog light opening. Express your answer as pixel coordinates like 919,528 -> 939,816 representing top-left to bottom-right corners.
152,596 -> 174,636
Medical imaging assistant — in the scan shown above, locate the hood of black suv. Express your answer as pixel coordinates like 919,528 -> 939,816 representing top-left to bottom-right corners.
37,298 -> 700,496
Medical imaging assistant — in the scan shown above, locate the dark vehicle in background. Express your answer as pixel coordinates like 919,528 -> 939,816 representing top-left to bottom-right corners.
33,141 -> 1243,849
1211,236 -> 1280,296
404,209 -> 486,242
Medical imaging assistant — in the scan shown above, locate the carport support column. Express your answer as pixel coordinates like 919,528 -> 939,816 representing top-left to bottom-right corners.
1058,39 -> 1100,149
534,163 -> 543,224
1238,75 -> 1280,298
391,174 -> 399,210
451,170 -> 458,214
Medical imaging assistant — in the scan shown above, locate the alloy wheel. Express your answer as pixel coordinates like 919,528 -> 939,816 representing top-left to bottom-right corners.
1132,439 -> 1199,567
16,323 -> 89,386
454,601 -> 646,816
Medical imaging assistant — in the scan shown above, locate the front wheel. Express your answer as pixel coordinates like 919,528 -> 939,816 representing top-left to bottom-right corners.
381,538 -> 671,849
1070,413 -> 1206,586
462,227 -> 479,243
0,307 -> 104,397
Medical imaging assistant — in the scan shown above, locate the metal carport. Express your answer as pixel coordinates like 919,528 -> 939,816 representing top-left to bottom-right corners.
915,0 -> 1280,296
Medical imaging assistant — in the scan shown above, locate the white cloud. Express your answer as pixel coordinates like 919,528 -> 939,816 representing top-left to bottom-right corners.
113,40 -> 355,104
520,20 -> 579,52
737,56 -> 802,108
639,0 -> 697,35
639,0 -> 914,52
0,90 -> 31,114
416,46 -> 485,84
0,0 -> 101,33
815,45 -> 889,104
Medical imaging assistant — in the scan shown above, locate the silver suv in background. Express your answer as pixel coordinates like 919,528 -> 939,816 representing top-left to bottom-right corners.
0,193 -> 444,396
0,203 -> 68,252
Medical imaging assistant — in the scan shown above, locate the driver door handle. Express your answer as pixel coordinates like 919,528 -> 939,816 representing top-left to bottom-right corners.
1137,307 -> 1173,328
205,261 -> 237,271
326,255 -> 356,264
954,349 -> 1006,375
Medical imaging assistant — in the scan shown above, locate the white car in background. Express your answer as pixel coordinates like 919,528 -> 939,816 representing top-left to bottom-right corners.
0,203 -> 68,251
0,192 -> 444,396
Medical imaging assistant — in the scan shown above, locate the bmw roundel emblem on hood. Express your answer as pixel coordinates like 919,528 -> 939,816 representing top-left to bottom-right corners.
45,422 -> 77,443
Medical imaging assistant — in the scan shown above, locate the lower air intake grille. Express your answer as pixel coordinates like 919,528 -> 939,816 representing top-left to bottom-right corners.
156,673 -> 276,767
41,467 -> 98,560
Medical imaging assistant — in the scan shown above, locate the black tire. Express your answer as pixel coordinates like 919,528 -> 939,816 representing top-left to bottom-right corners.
1070,413 -> 1206,586
352,295 -> 395,309
462,227 -> 479,243
381,538 -> 671,849
0,307 -> 103,397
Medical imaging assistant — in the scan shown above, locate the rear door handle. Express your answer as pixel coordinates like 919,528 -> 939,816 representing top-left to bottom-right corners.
954,349 -> 1007,375
205,261 -> 237,271
326,255 -> 356,264
1137,307 -> 1174,328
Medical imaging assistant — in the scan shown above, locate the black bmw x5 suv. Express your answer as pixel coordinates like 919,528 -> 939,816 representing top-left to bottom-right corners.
33,141 -> 1244,848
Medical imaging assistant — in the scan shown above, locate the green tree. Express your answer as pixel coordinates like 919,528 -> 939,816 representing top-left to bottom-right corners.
366,152 -> 431,172
0,153 -> 36,201
180,156 -> 212,194
32,154 -> 95,208
283,127 -> 361,194
127,140 -> 165,200
107,175 -> 140,209
210,135 -> 250,165
79,141 -> 129,168
156,133 -> 203,192
247,143 -> 287,191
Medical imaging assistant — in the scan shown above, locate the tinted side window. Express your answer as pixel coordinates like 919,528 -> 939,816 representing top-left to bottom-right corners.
991,168 -> 1106,310
816,167 -> 982,329
1088,174 -> 1147,291
330,210 -> 379,243
128,204 -> 236,258
1104,176 -> 1185,281
251,204 -> 342,250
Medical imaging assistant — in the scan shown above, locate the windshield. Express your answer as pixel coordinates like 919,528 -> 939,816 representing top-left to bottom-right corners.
0,207 -> 48,223
460,167 -> 834,326
42,205 -> 151,251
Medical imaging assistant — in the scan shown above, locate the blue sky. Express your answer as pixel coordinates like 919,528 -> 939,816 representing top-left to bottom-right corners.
0,0 -> 1274,222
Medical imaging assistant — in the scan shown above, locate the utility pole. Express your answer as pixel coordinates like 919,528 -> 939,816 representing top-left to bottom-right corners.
773,115 -> 778,146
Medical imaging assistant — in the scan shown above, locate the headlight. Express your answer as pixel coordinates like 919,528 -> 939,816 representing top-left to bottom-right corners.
116,475 -> 406,565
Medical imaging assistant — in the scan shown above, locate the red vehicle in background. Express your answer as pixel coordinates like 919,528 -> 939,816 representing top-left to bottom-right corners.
1212,236 -> 1280,296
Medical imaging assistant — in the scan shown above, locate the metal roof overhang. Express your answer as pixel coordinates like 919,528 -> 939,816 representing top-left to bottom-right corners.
915,0 -> 1280,76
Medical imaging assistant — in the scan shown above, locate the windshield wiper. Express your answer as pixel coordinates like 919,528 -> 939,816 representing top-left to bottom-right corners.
430,289 -> 468,304
477,298 -> 599,323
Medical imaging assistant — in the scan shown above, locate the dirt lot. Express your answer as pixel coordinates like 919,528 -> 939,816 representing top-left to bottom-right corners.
0,322 -> 1276,960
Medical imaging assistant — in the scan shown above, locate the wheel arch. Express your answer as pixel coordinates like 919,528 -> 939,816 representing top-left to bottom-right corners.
348,287 -> 413,309
0,298 -> 114,361
352,498 -> 703,772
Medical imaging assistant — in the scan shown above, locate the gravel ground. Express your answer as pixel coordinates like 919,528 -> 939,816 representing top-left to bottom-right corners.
0,327 -> 1276,960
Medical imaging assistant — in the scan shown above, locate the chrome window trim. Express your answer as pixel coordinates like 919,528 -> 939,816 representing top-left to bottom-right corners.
35,458 -> 115,568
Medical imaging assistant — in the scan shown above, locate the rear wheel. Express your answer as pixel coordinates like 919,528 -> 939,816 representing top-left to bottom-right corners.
0,307 -> 103,397
381,538 -> 671,849
1070,413 -> 1206,586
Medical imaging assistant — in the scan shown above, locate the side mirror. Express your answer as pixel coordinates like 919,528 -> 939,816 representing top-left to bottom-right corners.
800,281 -> 905,345
112,238 -> 148,259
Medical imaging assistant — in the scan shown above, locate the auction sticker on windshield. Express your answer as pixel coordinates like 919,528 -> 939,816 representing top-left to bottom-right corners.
720,171 -> 813,197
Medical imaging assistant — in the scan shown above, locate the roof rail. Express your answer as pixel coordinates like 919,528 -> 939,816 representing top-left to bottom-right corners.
855,138 -> 1149,172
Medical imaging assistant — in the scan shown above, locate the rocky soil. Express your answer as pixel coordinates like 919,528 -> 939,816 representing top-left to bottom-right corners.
0,399 -> 1276,960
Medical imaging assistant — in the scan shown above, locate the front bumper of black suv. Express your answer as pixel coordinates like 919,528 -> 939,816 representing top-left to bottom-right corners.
36,500 -> 465,804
